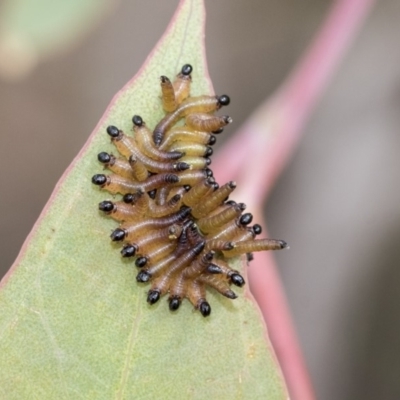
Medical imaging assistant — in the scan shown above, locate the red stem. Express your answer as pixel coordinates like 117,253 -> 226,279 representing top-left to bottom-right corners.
213,0 -> 376,399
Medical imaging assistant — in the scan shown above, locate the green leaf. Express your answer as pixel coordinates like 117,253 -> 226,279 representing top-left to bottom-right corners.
0,0 -> 287,398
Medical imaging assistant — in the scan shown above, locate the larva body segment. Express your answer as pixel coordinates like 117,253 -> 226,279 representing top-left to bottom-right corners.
197,203 -> 245,234
223,238 -> 288,257
97,153 -> 134,179
128,156 -> 149,182
147,194 -> 182,218
153,95 -> 226,146
172,64 -> 192,104
160,76 -> 177,112
98,200 -> 138,222
158,127 -> 213,150
185,113 -> 232,132
190,181 -> 237,219
92,64 -> 287,316
168,142 -> 212,157
132,116 -> 183,161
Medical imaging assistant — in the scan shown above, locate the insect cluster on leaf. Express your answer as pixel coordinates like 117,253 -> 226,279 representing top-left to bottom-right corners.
92,64 -> 287,316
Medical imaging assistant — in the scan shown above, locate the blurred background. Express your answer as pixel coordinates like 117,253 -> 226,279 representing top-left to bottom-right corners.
0,0 -> 399,398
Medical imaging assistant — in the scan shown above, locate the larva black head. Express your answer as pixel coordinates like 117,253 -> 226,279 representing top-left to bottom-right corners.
164,174 -> 180,184
110,228 -> 125,242
218,94 -> 230,107
204,146 -> 213,157
193,240 -> 206,255
230,273 -> 245,287
169,297 -> 181,311
121,244 -> 137,258
224,242 -> 234,250
123,193 -> 134,204
106,125 -> 120,138
97,152 -> 111,164
212,182 -> 219,191
181,64 -> 192,76
239,213 -> 253,226
205,168 -> 213,178
222,116 -> 233,124
147,290 -> 161,305
225,290 -> 238,299
208,135 -> 217,145
171,194 -> 182,203
212,127 -> 224,134
205,158 -> 212,166
199,301 -> 211,317
174,162 -> 190,172
132,115 -> 143,127
137,271 -> 151,283
160,75 -> 170,83
179,206 -> 192,219
204,251 -> 215,262
98,200 -> 114,213
246,252 -> 254,262
92,174 -> 107,186
207,264 -> 222,274
148,189 -> 157,199
135,256 -> 148,268
252,224 -> 262,235
183,185 -> 191,192
238,203 -> 247,211
279,240 -> 289,249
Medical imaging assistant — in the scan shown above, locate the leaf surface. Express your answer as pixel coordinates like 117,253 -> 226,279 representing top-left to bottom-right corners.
0,1 -> 287,398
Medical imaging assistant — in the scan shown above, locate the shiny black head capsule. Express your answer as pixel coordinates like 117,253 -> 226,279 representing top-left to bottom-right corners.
207,264 -> 222,274
121,244 -> 136,258
239,213 -> 253,226
98,200 -> 114,213
123,193 -> 134,204
205,168 -> 213,178
218,94 -> 230,107
174,162 -> 190,171
132,115 -> 143,126
92,174 -> 107,186
97,152 -> 111,164
208,135 -> 217,145
212,127 -> 224,134
136,271 -> 151,283
246,252 -> 254,262
225,290 -> 238,299
135,257 -> 148,268
147,290 -> 160,304
199,301 -> 211,317
110,228 -> 125,242
169,297 -> 181,311
204,146 -> 213,157
106,125 -> 120,138
181,64 -> 192,76
252,224 -> 262,235
230,273 -> 245,287
148,189 -> 157,199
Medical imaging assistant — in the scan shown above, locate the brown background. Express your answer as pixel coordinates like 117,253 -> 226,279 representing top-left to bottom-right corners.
1,1 -> 400,399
